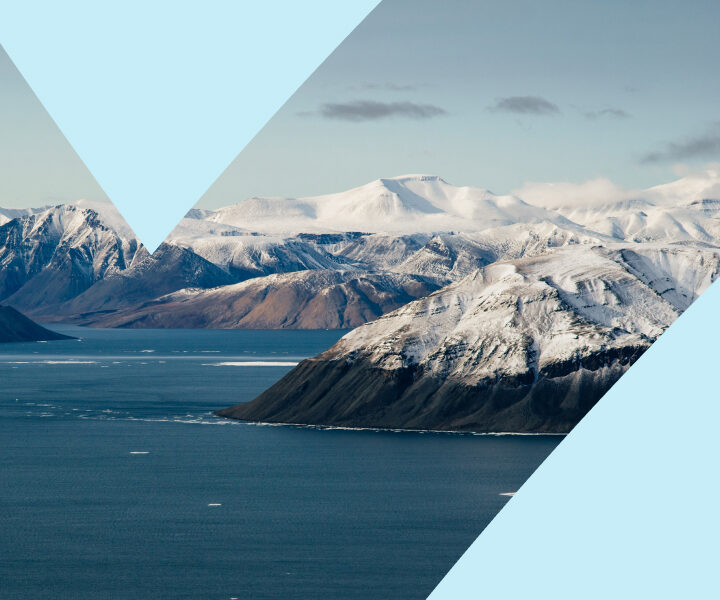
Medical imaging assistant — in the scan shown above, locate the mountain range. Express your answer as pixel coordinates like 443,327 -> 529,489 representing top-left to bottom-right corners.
219,243 -> 718,431
4,170 -> 720,431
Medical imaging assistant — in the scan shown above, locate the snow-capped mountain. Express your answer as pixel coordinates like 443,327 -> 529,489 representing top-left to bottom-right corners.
0,205 -> 51,226
185,174 -> 571,235
175,170 -> 720,243
0,201 -> 247,320
517,169 -> 720,244
166,171 -> 720,292
6,171 -> 720,332
218,244 -> 720,432
0,203 -> 143,314
42,243 -> 237,321
6,173 -> 720,431
166,172 -> 612,293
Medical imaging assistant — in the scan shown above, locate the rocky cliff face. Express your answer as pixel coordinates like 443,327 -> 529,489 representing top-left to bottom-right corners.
217,245 -> 720,432
0,204 -> 142,314
42,243 -> 237,321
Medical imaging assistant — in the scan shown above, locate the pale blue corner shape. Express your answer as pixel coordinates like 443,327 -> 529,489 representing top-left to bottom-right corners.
429,277 -> 720,598
0,1 -> 380,252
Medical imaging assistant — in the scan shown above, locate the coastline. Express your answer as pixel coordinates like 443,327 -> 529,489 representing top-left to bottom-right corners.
212,412 -> 569,437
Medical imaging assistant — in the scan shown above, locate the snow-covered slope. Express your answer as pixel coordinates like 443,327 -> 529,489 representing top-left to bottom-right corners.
199,175 -> 570,235
178,170 -> 720,247
0,205 -> 51,226
7,172 -> 720,339
217,244 -> 720,432
6,174 -> 720,433
69,199 -> 137,239
518,169 -> 720,244
0,204 -> 142,313
41,243 -> 237,321
169,226 -> 366,280
169,172 -> 720,293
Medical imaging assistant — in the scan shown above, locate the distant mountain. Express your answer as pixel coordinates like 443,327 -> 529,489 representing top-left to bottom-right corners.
0,204 -> 238,322
6,172 -> 720,336
198,174 -> 570,235
6,173 -> 720,432
80,270 -> 440,329
43,243 -> 237,322
217,244 -> 720,432
0,305 -> 73,343
518,169 -> 720,244
0,203 -> 142,315
0,205 -> 51,226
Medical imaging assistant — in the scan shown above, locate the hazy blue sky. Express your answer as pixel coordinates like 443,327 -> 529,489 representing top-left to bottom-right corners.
1,0 -> 719,209
0,45 -> 106,206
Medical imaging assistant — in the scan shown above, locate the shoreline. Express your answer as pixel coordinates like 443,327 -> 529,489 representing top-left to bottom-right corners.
212,413 -> 568,437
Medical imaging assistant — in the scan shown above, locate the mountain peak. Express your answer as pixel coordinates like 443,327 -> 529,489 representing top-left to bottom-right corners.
379,174 -> 448,184
194,174 -> 561,236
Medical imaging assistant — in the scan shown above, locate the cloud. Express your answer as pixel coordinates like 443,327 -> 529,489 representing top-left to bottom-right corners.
513,178 -> 638,210
514,168 -> 720,210
349,82 -> 420,92
584,108 -> 631,120
641,126 -> 720,164
308,100 -> 447,122
488,96 -> 560,115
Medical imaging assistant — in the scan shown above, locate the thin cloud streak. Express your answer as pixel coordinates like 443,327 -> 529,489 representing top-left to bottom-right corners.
584,108 -> 631,120
307,100 -> 447,122
488,96 -> 560,115
641,126 -> 720,163
348,82 -> 420,92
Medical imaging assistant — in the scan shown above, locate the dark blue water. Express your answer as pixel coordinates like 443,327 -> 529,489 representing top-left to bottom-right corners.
0,326 -> 560,599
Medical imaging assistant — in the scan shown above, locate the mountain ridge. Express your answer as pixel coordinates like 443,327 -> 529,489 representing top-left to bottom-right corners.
217,244 -> 719,432
5,173 -> 720,431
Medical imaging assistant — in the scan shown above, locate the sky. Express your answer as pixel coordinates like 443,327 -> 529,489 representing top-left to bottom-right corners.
0,45 -> 107,207
1,0 -> 719,210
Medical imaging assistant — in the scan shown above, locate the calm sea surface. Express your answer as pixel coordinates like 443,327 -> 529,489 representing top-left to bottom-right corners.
0,326 -> 560,599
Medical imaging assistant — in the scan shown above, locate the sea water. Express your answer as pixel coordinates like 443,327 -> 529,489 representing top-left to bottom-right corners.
0,326 -> 560,599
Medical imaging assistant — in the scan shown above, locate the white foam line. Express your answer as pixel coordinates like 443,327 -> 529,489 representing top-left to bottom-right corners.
202,361 -> 299,367
237,420 -> 567,437
129,451 -> 149,455
4,360 -> 98,365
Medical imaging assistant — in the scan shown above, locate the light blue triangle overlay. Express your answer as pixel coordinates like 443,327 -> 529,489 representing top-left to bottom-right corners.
428,278 -> 720,598
0,1 -> 380,252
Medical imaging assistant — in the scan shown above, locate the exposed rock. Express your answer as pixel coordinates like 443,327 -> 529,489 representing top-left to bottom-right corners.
0,204 -> 142,314
80,270 -> 440,329
217,245 -> 720,432
44,243 -> 237,321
